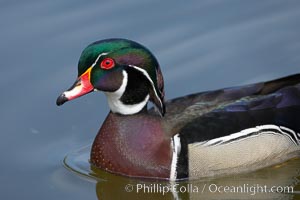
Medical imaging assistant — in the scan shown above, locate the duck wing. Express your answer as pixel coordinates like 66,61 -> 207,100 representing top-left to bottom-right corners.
180,89 -> 300,145
161,74 -> 300,135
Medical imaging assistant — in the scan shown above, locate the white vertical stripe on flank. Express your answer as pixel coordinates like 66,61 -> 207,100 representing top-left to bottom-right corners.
170,134 -> 181,181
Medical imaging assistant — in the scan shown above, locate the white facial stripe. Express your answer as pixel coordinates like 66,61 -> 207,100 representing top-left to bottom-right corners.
129,65 -> 163,109
91,52 -> 109,68
170,134 -> 181,181
63,52 -> 109,99
104,70 -> 150,115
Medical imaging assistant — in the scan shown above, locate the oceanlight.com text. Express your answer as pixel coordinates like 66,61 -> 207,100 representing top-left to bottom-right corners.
124,183 -> 294,196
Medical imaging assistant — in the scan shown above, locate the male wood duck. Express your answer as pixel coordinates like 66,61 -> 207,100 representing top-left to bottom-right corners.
57,38 -> 300,180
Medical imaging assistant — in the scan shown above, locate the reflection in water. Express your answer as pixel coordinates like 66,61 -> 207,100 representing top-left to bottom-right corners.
64,145 -> 300,199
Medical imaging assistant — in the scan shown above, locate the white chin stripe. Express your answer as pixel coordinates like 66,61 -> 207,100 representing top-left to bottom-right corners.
104,70 -> 149,115
170,134 -> 181,181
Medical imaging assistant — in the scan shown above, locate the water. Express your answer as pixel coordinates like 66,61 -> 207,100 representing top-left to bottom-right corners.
1,0 -> 300,199
64,146 -> 300,199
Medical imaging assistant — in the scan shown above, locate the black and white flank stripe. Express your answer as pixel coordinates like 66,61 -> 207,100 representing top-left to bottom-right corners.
170,134 -> 189,180
194,125 -> 300,147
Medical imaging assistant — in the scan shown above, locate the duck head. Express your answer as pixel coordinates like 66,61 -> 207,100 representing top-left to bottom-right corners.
56,39 -> 165,116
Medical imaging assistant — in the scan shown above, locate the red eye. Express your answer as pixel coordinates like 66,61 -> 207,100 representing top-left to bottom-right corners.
100,58 -> 115,69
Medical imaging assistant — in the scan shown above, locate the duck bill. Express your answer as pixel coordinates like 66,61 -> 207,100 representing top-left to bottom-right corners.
56,67 -> 94,106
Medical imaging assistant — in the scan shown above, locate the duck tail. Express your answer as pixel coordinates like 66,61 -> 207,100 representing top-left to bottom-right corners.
259,73 -> 300,95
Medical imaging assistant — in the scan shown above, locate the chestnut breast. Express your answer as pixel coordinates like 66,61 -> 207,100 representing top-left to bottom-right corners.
90,112 -> 172,179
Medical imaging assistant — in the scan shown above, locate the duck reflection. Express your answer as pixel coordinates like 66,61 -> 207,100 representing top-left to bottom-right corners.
92,158 -> 300,200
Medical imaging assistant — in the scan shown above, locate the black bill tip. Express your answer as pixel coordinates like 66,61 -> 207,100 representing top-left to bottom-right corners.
56,94 -> 68,106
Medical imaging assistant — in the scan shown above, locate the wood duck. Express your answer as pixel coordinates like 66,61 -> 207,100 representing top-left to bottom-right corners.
57,38 -> 300,180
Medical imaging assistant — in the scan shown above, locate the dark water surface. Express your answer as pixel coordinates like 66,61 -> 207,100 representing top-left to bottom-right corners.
1,0 -> 300,199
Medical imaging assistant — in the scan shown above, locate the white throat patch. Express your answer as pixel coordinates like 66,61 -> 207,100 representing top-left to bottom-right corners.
104,70 -> 150,115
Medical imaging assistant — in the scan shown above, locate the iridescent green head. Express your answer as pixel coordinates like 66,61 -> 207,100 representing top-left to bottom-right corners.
57,38 -> 165,116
